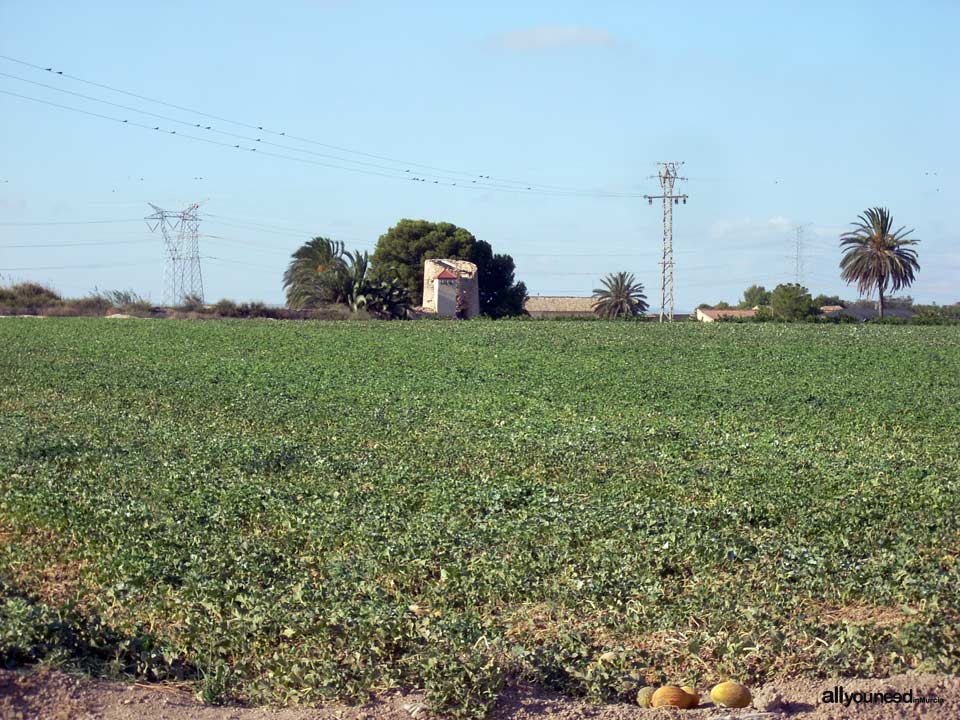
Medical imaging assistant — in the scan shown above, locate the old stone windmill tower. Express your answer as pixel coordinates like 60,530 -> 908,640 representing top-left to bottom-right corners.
421,259 -> 480,318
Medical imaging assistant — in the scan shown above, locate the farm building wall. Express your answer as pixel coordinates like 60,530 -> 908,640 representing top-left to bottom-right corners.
422,259 -> 480,318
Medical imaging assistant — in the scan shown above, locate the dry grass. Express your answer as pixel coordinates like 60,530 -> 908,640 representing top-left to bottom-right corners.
0,522 -> 88,607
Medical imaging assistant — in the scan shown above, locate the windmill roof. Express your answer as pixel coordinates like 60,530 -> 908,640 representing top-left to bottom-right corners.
435,269 -> 459,280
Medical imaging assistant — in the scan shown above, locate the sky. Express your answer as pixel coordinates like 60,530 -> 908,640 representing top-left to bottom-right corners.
1,0 -> 957,310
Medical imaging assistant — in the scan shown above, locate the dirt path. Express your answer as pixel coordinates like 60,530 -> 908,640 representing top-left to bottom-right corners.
1,668 -> 957,720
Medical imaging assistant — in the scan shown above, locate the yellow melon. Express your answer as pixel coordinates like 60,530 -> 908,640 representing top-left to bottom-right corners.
636,686 -> 656,708
681,686 -> 700,707
652,685 -> 693,709
710,681 -> 751,708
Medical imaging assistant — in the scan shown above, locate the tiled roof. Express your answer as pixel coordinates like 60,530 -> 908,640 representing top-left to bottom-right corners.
698,308 -> 757,320
523,296 -> 597,313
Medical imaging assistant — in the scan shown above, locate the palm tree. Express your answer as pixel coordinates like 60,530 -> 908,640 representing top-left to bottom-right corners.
840,207 -> 920,318
284,238 -> 411,318
592,272 -> 648,319
283,237 -> 348,308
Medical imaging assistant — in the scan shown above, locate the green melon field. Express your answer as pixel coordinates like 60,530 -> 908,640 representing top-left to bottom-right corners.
1,318 -> 958,716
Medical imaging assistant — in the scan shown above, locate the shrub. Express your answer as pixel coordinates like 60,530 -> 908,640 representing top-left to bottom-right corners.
44,296 -> 113,317
93,289 -> 151,314
0,282 -> 62,312
211,299 -> 241,318
174,294 -> 205,313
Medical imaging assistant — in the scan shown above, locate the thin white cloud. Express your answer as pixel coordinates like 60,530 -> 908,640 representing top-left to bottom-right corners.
767,215 -> 791,232
489,25 -> 620,52
812,224 -> 846,239
709,216 -> 793,240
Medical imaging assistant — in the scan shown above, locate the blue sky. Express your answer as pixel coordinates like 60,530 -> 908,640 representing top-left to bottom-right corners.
1,0 -> 957,310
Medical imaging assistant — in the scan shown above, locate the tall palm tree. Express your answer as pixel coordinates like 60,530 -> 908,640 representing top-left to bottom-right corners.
839,207 -> 920,319
283,237 -> 348,308
592,272 -> 648,319
284,239 -> 410,318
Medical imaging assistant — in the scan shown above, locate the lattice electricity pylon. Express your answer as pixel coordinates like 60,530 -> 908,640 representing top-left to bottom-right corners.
644,162 -> 688,322
145,202 -> 204,306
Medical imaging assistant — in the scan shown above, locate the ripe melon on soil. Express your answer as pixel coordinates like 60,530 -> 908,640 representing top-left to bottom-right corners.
636,686 -> 656,708
681,685 -> 700,707
651,685 -> 694,709
710,680 -> 752,708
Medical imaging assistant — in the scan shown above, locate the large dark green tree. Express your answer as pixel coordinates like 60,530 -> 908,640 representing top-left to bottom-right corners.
840,207 -> 920,319
470,239 -> 528,317
770,283 -> 815,320
370,219 -> 527,317
739,284 -> 771,308
592,272 -> 648,319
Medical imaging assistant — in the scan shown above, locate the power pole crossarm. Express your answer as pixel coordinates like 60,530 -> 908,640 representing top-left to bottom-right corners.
644,162 -> 688,322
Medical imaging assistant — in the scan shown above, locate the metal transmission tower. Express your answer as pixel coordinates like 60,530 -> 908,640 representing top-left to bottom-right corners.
794,225 -> 804,283
145,203 -> 204,305
644,162 -> 688,322
790,223 -> 812,284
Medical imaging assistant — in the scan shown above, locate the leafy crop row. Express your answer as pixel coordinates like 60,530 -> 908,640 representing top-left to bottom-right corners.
1,319 -> 958,716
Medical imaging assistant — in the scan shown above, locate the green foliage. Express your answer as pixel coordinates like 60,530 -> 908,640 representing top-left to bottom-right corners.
739,285 -> 771,308
283,237 -> 351,308
770,283 -> 815,320
371,220 -> 526,317
591,272 -> 648,319
840,207 -> 920,319
211,299 -> 242,317
371,220 -> 475,303
469,240 -> 528,318
1,320 -> 959,715
914,303 -> 960,321
0,581 -> 189,679
284,238 -> 410,318
812,294 -> 844,309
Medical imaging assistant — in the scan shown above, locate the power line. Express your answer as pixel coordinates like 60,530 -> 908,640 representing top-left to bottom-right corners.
0,239 -> 151,248
0,260 -> 155,271
4,89 -> 626,198
0,89 -> 455,187
0,54 -> 646,198
0,71 -> 557,192
0,218 -> 143,226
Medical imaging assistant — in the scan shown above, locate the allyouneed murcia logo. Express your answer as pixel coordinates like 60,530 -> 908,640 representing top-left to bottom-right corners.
821,686 -> 944,707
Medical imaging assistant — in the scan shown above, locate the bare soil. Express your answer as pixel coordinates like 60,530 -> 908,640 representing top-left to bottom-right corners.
1,668 -> 957,720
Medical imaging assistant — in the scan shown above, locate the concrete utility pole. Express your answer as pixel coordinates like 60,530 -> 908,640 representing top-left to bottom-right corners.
644,162 -> 688,322
145,203 -> 204,306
